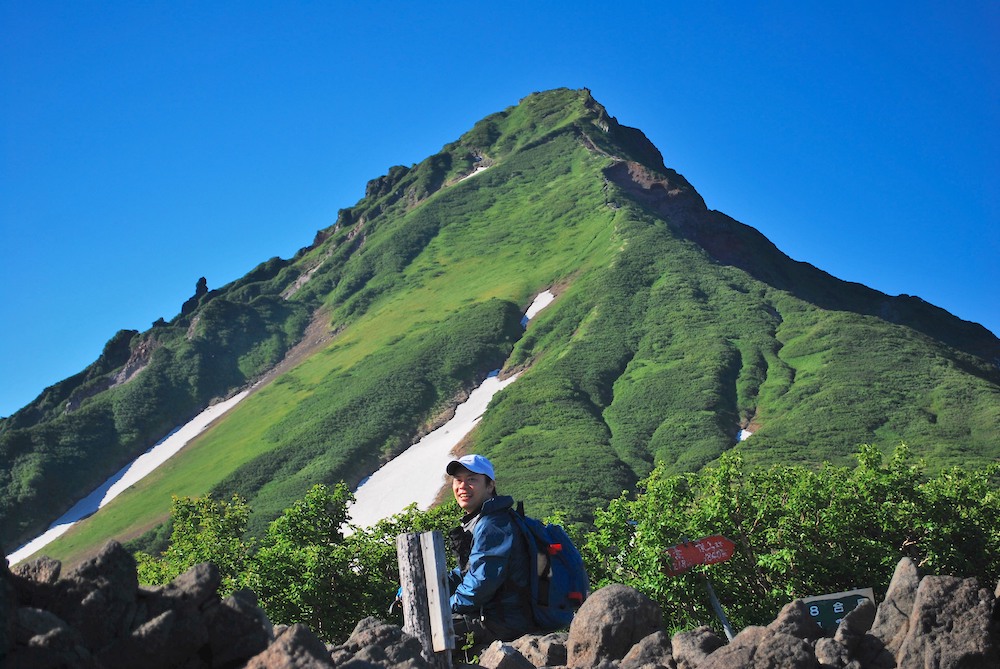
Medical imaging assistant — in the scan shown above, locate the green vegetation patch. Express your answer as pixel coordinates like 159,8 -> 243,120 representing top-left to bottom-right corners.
8,88 -> 999,567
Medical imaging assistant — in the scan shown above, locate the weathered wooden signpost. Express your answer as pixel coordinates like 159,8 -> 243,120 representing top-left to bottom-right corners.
396,531 -> 454,669
664,535 -> 738,640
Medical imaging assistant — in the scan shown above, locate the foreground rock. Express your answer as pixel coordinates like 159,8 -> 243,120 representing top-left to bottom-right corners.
3,545 -> 998,668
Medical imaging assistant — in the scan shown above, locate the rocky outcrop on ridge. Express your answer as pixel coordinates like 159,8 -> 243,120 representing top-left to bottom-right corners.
4,543 -> 998,668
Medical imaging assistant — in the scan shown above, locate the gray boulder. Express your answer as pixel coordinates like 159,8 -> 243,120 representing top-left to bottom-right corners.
620,630 -> 674,669
2,540 -> 330,668
671,626 -> 725,669
510,631 -> 568,667
833,598 -> 875,652
479,641 -> 537,669
245,623 -> 333,669
11,554 -> 61,584
328,616 -> 429,669
696,625 -> 818,669
813,599 -> 881,669
567,584 -> 663,667
896,574 -> 1000,669
5,546 -> 999,669
868,556 -> 920,654
750,631 -> 818,668
766,600 -> 824,642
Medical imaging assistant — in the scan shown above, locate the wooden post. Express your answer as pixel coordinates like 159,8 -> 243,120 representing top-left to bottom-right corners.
396,533 -> 427,646
396,531 -> 454,669
420,531 -> 453,652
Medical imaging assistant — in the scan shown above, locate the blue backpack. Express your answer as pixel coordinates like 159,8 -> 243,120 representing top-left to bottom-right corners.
507,504 -> 590,631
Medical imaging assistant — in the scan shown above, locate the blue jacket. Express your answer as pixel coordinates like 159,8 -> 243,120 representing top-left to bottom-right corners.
448,495 -> 534,637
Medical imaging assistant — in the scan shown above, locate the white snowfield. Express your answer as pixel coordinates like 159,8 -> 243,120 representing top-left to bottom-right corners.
7,290 -> 557,564
524,290 -> 554,319
346,371 -> 519,531
347,290 -> 558,530
6,391 -> 250,564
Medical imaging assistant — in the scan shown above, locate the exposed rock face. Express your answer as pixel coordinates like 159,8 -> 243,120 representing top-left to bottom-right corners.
895,575 -> 998,669
4,546 -> 998,669
5,542 -> 277,668
509,632 -> 569,667
868,556 -> 921,654
329,616 -> 430,669
672,626 -> 726,669
110,334 -> 159,387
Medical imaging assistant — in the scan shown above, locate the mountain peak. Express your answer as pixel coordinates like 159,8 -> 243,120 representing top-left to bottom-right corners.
457,87 -> 669,174
5,89 -> 998,565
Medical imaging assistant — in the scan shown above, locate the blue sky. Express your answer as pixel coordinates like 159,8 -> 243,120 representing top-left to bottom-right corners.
2,2 -> 997,417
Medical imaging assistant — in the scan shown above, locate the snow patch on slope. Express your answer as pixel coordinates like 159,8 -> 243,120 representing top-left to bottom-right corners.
347,290 -> 556,530
7,391 -> 250,565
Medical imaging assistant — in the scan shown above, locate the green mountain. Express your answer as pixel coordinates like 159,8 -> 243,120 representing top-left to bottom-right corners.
3,88 -> 998,561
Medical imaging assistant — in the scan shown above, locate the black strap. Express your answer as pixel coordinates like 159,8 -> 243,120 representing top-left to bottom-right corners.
447,525 -> 473,571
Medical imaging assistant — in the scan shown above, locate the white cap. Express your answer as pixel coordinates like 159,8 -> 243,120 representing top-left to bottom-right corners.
446,454 -> 496,480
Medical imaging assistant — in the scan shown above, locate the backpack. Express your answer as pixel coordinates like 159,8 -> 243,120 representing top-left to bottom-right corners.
507,503 -> 590,631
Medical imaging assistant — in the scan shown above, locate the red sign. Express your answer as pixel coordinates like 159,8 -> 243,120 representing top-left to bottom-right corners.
664,535 -> 736,575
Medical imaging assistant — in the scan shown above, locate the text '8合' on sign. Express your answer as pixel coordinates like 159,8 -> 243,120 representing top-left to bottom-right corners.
801,588 -> 876,633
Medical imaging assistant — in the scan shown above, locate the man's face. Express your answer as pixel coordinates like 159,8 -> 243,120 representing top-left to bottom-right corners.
451,468 -> 494,512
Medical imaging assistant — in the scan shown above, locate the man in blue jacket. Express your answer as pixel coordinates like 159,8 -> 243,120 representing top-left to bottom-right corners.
445,454 -> 536,648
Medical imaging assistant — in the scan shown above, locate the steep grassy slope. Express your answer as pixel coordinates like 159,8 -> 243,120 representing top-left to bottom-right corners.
4,88 -> 999,563
466,194 -> 1000,517
0,271 -> 314,548
6,90 -> 633,555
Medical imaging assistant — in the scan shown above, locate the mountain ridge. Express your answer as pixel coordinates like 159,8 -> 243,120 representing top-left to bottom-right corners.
3,88 -> 998,562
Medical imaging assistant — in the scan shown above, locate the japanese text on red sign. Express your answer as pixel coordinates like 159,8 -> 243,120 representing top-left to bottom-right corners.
664,535 -> 735,575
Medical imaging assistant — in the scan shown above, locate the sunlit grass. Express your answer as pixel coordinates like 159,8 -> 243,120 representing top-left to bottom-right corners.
11,88 -> 999,565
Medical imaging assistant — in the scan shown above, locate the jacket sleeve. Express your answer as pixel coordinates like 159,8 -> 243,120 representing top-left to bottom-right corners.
449,515 -> 514,613
448,566 -> 462,592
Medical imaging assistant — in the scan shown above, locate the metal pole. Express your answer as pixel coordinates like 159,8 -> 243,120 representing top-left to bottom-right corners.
704,575 -> 735,641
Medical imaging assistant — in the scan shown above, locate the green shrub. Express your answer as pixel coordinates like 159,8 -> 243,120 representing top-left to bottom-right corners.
134,445 -> 999,642
136,483 -> 462,643
581,445 -> 1000,633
